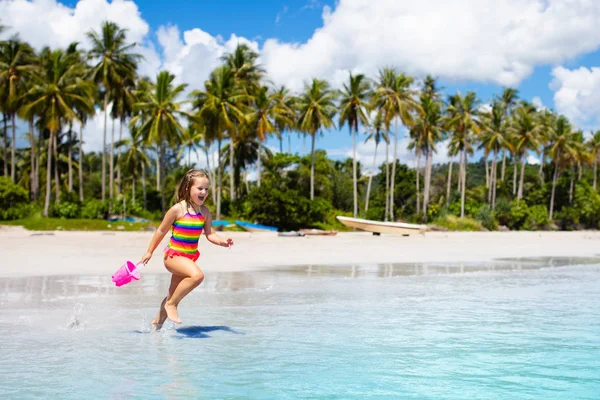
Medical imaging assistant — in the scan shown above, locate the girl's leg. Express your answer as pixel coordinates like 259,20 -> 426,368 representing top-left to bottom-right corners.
151,274 -> 184,328
163,256 -> 204,324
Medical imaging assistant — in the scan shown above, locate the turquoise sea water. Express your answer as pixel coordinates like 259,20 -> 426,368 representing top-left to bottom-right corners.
1,257 -> 600,399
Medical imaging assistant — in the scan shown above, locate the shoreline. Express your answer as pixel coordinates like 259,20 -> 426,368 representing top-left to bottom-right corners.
1,226 -> 599,278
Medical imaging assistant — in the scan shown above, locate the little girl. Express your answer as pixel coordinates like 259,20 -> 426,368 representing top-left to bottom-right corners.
141,169 -> 233,327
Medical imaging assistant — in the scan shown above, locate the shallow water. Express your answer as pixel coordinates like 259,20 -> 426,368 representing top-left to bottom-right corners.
1,257 -> 600,399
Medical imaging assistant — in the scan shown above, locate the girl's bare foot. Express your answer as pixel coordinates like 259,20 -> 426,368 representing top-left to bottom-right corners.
164,303 -> 182,324
151,297 -> 168,330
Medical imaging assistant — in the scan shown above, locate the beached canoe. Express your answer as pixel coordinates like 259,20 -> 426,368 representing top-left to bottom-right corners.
278,231 -> 306,237
336,216 -> 426,235
234,220 -> 278,232
299,229 -> 338,236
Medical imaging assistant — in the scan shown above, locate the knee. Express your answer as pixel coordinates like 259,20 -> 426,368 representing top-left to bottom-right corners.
191,270 -> 204,286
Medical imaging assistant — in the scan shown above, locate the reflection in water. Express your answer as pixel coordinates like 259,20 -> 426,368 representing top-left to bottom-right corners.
175,325 -> 243,339
2,257 -> 600,306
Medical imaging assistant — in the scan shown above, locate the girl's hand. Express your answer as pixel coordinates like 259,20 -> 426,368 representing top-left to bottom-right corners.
141,251 -> 153,265
221,238 -> 234,248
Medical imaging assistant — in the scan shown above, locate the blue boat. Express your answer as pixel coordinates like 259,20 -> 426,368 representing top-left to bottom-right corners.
211,220 -> 232,227
234,220 -> 278,232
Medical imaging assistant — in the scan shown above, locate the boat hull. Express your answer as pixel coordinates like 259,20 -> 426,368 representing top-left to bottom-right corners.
336,216 -> 426,235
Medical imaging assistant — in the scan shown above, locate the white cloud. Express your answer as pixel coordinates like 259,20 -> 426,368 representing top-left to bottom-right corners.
531,96 -> 547,111
0,0 -> 149,49
157,25 -> 260,91
261,0 -> 600,91
550,66 -> 600,130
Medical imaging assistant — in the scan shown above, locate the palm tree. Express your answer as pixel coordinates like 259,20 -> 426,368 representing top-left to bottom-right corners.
547,117 -> 581,219
496,88 -> 519,181
246,85 -> 294,187
509,105 -> 541,200
0,37 -> 36,182
364,110 -> 389,213
130,70 -> 188,211
222,43 -> 264,198
121,125 -> 150,205
21,47 -> 94,216
87,21 -> 141,201
273,85 -> 296,153
587,131 -> 600,190
445,91 -> 481,218
178,125 -> 205,167
372,69 -> 416,221
297,78 -> 337,200
411,94 -> 443,221
192,65 -> 245,218
338,73 -> 371,218
480,101 -> 511,209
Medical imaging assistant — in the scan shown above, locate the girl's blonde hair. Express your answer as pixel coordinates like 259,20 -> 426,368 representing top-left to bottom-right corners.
177,169 -> 210,203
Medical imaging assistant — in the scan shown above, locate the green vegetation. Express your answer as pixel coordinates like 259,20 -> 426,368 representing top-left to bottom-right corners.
1,21 -> 599,232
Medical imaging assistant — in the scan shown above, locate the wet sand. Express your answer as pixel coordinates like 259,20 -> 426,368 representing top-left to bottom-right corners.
1,226 -> 598,278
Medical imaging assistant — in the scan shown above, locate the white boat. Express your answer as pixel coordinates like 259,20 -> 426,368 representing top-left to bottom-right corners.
336,216 -> 426,235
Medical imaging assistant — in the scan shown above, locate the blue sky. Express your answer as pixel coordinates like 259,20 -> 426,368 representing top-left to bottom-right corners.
3,0 -> 600,168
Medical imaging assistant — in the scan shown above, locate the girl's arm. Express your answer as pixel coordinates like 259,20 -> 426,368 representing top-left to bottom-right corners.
140,205 -> 181,264
202,206 -> 233,248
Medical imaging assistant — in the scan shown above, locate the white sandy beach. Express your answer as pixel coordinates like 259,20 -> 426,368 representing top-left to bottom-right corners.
1,226 -> 598,277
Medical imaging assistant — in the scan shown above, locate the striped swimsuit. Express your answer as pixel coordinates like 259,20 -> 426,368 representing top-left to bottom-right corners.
164,205 -> 205,262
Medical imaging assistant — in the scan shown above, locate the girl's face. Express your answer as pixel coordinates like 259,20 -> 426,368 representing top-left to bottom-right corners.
189,177 -> 210,206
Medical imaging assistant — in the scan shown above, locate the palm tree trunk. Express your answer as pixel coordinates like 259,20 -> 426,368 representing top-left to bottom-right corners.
512,156 -> 518,196
102,97 -> 108,201
43,130 -> 54,217
390,119 -> 399,221
35,125 -> 42,200
578,164 -> 582,181
501,150 -> 506,181
416,150 -> 421,215
230,137 -> 236,199
244,169 -> 250,193
569,167 -> 575,203
155,152 -> 160,192
538,148 -> 545,184
446,160 -> 452,205
29,119 -> 35,201
460,149 -> 466,218
487,156 -> 493,205
492,154 -> 498,210
484,155 -> 489,189
257,141 -> 262,189
68,122 -> 73,192
54,133 -> 60,204
549,159 -> 559,220
11,113 -> 16,182
110,118 -> 115,199
142,161 -> 147,209
594,158 -> 598,191
217,139 -> 222,219
132,174 -> 136,206
203,143 -> 216,203
518,158 -> 526,200
365,142 -> 378,213
422,148 -> 432,222
352,123 -> 358,218
457,156 -> 462,192
160,143 -> 165,212
310,132 -> 316,200
79,123 -> 84,202
384,140 -> 389,221
2,114 -> 7,177
117,119 -> 123,196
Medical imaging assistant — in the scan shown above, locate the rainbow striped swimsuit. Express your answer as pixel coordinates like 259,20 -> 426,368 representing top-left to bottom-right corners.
164,211 -> 205,262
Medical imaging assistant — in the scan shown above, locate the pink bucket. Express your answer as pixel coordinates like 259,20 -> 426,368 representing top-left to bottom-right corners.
112,261 -> 141,287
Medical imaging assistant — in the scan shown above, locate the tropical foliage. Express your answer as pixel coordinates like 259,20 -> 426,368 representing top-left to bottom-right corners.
1,21 -> 600,232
